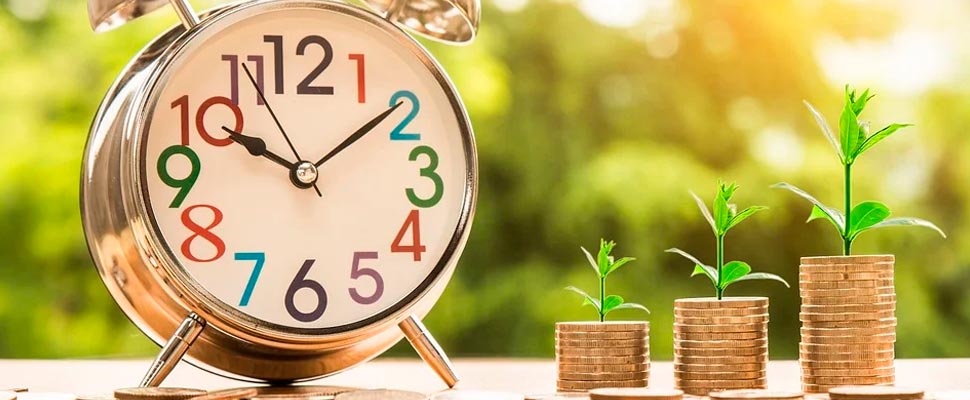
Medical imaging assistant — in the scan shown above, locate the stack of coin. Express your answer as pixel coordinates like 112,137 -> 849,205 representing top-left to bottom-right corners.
673,297 -> 769,396
555,321 -> 650,392
799,255 -> 896,394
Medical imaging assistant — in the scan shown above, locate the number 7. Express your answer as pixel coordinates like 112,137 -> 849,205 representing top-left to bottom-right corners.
235,252 -> 265,306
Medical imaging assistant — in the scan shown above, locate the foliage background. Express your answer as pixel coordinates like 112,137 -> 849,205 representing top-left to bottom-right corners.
1,0 -> 969,361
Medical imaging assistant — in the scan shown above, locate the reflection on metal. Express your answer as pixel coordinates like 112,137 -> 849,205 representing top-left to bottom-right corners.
400,316 -> 460,387
87,0 -> 170,32
362,0 -> 480,44
168,0 -> 201,30
140,313 -> 206,387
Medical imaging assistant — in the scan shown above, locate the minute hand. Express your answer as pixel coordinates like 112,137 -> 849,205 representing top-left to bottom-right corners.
314,101 -> 403,167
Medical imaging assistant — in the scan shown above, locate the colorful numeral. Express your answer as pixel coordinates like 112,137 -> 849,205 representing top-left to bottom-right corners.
234,252 -> 265,306
349,252 -> 383,304
296,35 -> 335,95
222,54 -> 264,105
171,95 -> 243,146
157,145 -> 200,208
285,259 -> 328,322
391,210 -> 426,261
180,204 -> 226,263
348,53 -> 366,103
389,90 -> 420,140
406,145 -> 443,208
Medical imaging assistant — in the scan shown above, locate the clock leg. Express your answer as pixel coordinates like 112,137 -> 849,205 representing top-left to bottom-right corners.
139,312 -> 207,387
399,315 -> 459,388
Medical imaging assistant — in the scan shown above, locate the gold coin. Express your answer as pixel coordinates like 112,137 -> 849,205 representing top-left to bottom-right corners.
674,323 -> 767,334
676,378 -> 767,388
588,388 -> 683,400
334,390 -> 425,400
802,318 -> 896,329
800,294 -> 896,306
799,279 -> 893,290
524,394 -> 590,400
675,307 -> 768,317
674,346 -> 767,357
557,346 -> 647,356
798,350 -> 894,361
557,331 -> 648,340
799,342 -> 894,353
558,371 -> 650,381
557,355 -> 648,365
559,363 -> 648,373
675,362 -> 766,372
674,297 -> 768,309
800,383 -> 839,394
801,375 -> 895,385
799,302 -> 895,313
187,389 -> 258,400
828,385 -> 922,400
799,271 -> 894,282
708,389 -> 804,399
0,393 -> 15,400
115,388 -> 207,400
674,314 -> 769,325
674,354 -> 768,364
557,322 -> 650,332
675,338 -> 768,349
556,339 -> 649,348
673,370 -> 765,380
249,386 -> 359,399
430,390 -> 525,400
800,255 -> 893,265
799,326 -> 896,337
557,379 -> 647,391
800,287 -> 895,297
799,310 -> 895,322
800,333 -> 895,344
799,359 -> 894,369
802,366 -> 894,377
674,331 -> 764,341
799,264 -> 894,275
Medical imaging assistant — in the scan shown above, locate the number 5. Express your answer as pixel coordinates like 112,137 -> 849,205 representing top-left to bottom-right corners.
349,252 -> 384,305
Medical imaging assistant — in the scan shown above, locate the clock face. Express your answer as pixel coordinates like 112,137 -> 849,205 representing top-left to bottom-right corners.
138,3 -> 473,333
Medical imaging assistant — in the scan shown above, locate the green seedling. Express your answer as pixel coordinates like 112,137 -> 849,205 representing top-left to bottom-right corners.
566,239 -> 649,322
668,180 -> 789,300
774,86 -> 945,255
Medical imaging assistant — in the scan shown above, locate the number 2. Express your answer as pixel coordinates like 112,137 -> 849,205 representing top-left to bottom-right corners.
389,90 -> 420,140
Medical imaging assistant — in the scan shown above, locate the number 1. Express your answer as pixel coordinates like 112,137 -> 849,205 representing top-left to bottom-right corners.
235,252 -> 265,306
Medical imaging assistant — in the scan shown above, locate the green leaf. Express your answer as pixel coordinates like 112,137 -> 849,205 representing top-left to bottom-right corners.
601,295 -> 624,314
839,93 -> 861,163
580,246 -> 599,276
726,206 -> 768,232
729,272 -> 791,288
596,239 -> 615,276
807,205 -> 845,236
852,88 -> 872,115
803,100 -> 843,163
771,182 -> 845,233
855,123 -> 912,157
607,302 -> 651,315
690,191 -> 716,234
565,286 -> 601,312
605,256 -> 635,277
847,201 -> 891,239
855,217 -> 947,239
666,248 -> 718,284
718,260 -> 752,289
691,264 -> 718,286
713,183 -> 733,235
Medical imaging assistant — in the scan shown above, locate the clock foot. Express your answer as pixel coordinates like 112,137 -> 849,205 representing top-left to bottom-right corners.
399,315 -> 459,388
140,312 -> 207,387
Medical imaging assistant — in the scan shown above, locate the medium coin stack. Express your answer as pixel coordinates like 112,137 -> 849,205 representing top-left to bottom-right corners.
555,321 -> 650,392
799,255 -> 897,394
673,297 -> 769,396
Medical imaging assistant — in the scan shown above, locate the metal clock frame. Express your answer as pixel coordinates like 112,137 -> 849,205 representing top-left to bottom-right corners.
81,0 -> 477,387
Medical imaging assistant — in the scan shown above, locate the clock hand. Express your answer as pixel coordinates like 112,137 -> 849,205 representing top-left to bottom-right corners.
222,126 -> 296,170
314,101 -> 403,167
241,62 -> 322,198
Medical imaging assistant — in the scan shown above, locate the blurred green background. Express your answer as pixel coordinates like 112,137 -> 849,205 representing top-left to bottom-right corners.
1,0 -> 969,361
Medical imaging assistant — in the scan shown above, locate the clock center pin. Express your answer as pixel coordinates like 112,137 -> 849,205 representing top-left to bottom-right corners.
292,161 -> 318,187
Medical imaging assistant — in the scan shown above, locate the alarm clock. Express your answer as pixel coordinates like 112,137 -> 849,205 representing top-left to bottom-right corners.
81,0 -> 478,387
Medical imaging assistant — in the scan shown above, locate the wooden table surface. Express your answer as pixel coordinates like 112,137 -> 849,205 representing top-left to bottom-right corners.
1,359 -> 968,398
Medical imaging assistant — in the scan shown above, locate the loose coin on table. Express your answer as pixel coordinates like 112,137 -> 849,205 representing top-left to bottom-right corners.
249,386 -> 359,399
827,385 -> 924,400
707,390 -> 804,399
187,388 -> 258,400
334,389 -> 425,400
588,388 -> 683,400
115,388 -> 206,400
431,390 -> 525,400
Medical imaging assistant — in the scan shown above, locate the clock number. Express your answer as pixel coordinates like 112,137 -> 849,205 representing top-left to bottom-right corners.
389,90 -> 420,140
296,35 -> 335,95
285,259 -> 328,322
157,145 -> 200,208
171,95 -> 243,146
406,145 -> 443,208
180,204 -> 226,263
349,252 -> 384,305
348,54 -> 366,103
234,252 -> 265,306
263,35 -> 284,94
391,210 -> 426,262
222,54 -> 264,105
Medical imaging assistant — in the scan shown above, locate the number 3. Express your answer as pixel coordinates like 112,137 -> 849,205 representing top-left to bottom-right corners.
406,145 -> 443,208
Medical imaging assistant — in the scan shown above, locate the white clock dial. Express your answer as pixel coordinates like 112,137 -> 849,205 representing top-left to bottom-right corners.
139,5 -> 473,332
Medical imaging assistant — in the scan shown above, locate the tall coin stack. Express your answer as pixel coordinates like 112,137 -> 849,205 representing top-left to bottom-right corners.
555,321 -> 650,393
673,297 -> 769,396
799,255 -> 896,393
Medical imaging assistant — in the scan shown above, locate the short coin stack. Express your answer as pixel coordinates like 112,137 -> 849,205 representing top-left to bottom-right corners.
828,386 -> 923,400
555,321 -> 650,392
799,255 -> 896,393
673,297 -> 769,396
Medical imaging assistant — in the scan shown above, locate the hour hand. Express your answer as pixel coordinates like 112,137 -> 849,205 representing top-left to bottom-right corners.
222,127 -> 296,170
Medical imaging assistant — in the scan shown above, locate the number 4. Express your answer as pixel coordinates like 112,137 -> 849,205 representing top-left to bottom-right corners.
391,210 -> 426,261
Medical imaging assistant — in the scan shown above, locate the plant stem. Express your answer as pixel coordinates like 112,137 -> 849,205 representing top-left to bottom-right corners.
599,276 -> 606,322
843,162 -> 853,256
716,234 -> 724,300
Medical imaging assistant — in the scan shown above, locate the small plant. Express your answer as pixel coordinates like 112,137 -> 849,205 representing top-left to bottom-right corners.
668,180 -> 789,300
566,239 -> 649,322
773,86 -> 945,255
